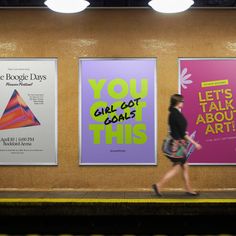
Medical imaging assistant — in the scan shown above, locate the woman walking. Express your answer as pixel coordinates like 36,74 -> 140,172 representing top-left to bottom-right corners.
152,94 -> 202,196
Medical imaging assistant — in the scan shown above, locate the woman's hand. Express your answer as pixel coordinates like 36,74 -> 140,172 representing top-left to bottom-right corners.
194,143 -> 202,150
184,134 -> 202,150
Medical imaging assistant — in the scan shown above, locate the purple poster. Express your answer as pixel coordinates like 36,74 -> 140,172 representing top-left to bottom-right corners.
179,58 -> 236,165
79,58 -> 157,165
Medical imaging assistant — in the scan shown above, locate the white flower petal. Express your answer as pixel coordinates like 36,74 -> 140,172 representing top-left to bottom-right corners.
181,83 -> 187,89
183,80 -> 193,84
183,74 -> 192,81
181,68 -> 188,77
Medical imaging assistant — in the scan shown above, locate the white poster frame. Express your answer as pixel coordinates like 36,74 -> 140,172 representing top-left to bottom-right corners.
0,58 -> 58,166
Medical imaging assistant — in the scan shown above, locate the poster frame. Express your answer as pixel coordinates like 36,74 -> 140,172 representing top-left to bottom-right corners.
178,57 -> 236,166
79,57 -> 157,166
0,57 -> 58,166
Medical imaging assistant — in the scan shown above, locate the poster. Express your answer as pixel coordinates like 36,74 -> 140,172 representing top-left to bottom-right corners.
179,58 -> 236,165
0,58 -> 57,165
79,58 -> 157,165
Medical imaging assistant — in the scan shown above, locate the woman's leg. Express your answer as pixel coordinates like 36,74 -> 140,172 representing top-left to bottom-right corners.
156,164 -> 182,191
181,162 -> 196,193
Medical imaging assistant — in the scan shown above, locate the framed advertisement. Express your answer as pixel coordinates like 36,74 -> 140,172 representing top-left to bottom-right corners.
79,58 -> 157,165
0,58 -> 57,165
179,58 -> 236,165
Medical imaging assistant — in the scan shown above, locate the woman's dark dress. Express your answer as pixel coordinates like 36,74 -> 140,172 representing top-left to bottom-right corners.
168,107 -> 188,165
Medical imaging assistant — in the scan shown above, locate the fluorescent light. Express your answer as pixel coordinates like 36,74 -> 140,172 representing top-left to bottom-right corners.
148,0 -> 194,13
44,0 -> 90,13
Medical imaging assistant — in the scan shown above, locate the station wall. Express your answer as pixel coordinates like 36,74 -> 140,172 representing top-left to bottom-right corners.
0,9 -> 235,191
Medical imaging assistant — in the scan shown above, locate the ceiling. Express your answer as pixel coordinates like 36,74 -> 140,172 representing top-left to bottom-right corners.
0,0 -> 235,8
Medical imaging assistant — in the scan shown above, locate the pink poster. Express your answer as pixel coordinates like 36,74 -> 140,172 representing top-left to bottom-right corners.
179,59 -> 236,165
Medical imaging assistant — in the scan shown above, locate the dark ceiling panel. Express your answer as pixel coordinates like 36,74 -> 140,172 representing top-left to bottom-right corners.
0,0 -> 45,6
0,0 -> 235,7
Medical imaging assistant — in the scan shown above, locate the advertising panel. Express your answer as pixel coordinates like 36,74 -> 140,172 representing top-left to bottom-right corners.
80,58 -> 157,165
179,58 -> 236,165
0,58 -> 57,165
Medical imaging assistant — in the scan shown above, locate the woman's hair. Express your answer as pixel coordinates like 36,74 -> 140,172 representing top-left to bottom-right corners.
168,94 -> 184,111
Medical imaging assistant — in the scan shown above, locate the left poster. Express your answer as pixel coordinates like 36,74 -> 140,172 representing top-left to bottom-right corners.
0,59 -> 57,165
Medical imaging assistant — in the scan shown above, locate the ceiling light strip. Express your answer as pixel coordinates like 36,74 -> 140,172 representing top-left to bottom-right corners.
0,6 -> 236,10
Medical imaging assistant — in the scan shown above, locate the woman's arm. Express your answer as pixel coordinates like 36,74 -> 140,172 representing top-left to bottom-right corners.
184,134 -> 202,150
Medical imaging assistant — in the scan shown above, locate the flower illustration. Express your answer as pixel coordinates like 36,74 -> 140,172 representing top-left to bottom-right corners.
180,67 -> 192,89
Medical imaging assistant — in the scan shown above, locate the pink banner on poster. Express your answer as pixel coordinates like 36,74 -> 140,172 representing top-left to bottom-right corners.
179,59 -> 236,165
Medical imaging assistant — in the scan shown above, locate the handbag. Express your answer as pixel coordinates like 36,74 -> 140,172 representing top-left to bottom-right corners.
162,134 -> 187,159
162,134 -> 174,158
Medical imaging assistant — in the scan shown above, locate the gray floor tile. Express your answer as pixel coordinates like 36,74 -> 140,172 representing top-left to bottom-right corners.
97,191 -> 125,199
0,191 -> 235,200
